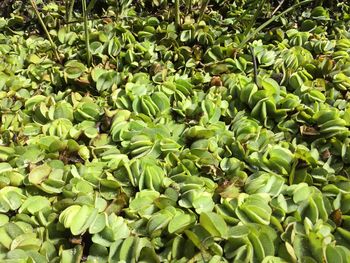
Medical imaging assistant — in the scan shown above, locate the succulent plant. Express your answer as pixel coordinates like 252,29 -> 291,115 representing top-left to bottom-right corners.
0,0 -> 349,262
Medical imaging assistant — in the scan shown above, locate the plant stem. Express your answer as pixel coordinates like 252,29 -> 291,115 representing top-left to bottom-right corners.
238,0 -> 312,49
186,0 -> 192,14
67,0 -> 75,31
198,0 -> 210,22
271,0 -> 286,16
241,0 -> 266,44
271,0 -> 285,16
63,15 -> 114,25
250,45 -> 258,86
29,0 -> 61,62
86,0 -> 98,13
65,0 -> 69,24
175,0 -> 180,27
228,2 -> 257,30
82,0 -> 92,66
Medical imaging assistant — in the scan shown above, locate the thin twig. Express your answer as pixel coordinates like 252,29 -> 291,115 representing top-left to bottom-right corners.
82,0 -> 92,66
65,0 -> 69,25
186,0 -> 192,15
62,15 -> 116,25
29,0 -> 61,62
175,0 -> 180,28
238,0 -> 313,49
198,0 -> 210,22
86,0 -> 98,13
241,0 -> 266,44
227,3 -> 255,29
67,0 -> 75,31
271,0 -> 286,16
250,45 -> 258,86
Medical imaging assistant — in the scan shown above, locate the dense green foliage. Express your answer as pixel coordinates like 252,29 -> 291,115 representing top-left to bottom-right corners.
0,0 -> 350,262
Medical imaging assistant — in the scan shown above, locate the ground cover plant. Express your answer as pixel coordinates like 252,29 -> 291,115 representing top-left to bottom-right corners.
0,0 -> 350,262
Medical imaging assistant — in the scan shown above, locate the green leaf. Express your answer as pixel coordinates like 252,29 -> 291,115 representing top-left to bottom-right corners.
168,213 -> 195,234
96,71 -> 121,92
28,164 -> 51,185
325,246 -> 342,263
60,245 -> 83,263
228,225 -> 250,238
19,196 -> 50,214
108,37 -> 122,57
70,205 -> 97,235
89,213 -> 107,234
0,163 -> 12,173
10,233 -> 42,251
200,212 -> 228,238
64,60 -> 86,79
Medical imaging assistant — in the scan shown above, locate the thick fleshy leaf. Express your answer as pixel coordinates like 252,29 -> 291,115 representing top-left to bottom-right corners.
200,212 -> 228,238
64,60 -> 86,79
